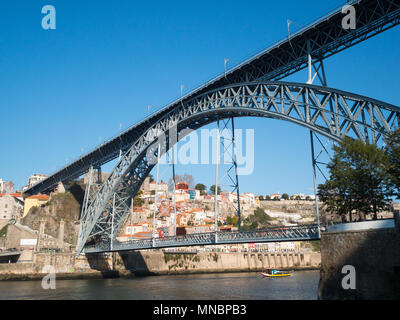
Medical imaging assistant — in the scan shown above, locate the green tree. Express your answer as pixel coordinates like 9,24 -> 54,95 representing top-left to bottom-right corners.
195,183 -> 207,196
210,185 -> 222,195
133,189 -> 144,207
232,215 -> 238,227
385,128 -> 400,199
281,193 -> 289,200
265,195 -> 271,200
318,137 -> 391,221
242,207 -> 272,230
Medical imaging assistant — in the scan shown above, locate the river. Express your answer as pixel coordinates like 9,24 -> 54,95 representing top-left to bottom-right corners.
0,270 -> 319,300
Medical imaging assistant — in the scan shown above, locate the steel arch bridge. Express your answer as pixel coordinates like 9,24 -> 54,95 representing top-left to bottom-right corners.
76,81 -> 400,255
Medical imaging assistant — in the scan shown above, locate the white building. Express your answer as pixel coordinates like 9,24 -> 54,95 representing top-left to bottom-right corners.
270,194 -> 281,200
267,211 -> 302,222
27,174 -> 48,188
291,194 -> 316,200
241,193 -> 255,206
278,242 -> 298,252
125,224 -> 144,235
150,181 -> 169,194
192,209 -> 206,222
0,179 -> 14,194
0,194 -> 24,220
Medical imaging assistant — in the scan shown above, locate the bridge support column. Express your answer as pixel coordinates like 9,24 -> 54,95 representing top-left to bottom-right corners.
310,131 -> 321,238
214,117 -> 242,231
306,41 -> 330,237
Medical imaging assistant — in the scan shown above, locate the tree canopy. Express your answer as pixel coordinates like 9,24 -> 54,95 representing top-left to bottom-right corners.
210,185 -> 222,195
385,128 -> 400,199
195,183 -> 207,195
242,207 -> 273,230
318,136 -> 393,221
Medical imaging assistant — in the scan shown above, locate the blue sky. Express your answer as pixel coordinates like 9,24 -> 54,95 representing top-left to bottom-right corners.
1,0 -> 400,195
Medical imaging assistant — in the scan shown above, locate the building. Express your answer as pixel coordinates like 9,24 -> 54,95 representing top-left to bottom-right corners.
176,213 -> 188,226
150,180 -> 169,194
176,182 -> 189,191
191,208 -> 206,222
174,189 -> 190,202
241,193 -> 255,206
188,189 -> 200,200
0,179 -> 14,194
0,193 -> 24,220
291,194 -> 316,200
270,194 -> 281,200
277,241 -> 299,252
27,174 -> 48,188
23,194 -> 50,218
125,224 -> 144,235
130,207 -> 148,224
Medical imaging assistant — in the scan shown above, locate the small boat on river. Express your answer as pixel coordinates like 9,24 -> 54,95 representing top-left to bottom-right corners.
260,269 -> 292,278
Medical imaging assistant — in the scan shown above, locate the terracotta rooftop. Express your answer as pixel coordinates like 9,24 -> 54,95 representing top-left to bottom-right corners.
26,194 -> 50,201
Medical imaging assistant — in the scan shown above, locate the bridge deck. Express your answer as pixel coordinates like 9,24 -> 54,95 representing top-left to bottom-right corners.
83,225 -> 320,254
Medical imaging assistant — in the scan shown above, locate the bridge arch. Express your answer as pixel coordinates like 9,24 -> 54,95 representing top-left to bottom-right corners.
77,81 -> 400,254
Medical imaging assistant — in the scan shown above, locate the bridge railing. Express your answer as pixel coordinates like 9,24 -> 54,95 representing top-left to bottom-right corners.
83,224 -> 319,254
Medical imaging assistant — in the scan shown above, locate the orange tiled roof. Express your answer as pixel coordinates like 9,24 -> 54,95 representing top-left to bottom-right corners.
27,194 -> 50,201
0,193 -> 22,198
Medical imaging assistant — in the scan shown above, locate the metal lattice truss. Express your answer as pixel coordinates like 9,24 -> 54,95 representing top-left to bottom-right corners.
84,224 -> 320,254
76,81 -> 400,255
215,118 -> 242,227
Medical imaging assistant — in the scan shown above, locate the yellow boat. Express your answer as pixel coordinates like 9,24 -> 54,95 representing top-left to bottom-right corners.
260,269 -> 291,278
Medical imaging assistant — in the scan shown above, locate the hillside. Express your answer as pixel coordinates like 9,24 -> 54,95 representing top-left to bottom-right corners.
22,181 -> 85,245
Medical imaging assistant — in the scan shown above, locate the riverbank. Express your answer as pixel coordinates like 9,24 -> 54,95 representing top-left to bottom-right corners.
0,266 -> 320,281
0,250 -> 321,281
0,271 -> 105,281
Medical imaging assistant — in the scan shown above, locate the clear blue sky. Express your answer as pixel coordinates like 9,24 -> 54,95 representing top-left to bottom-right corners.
1,0 -> 400,195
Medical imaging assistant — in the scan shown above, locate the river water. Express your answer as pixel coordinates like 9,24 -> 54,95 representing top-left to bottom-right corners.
0,270 -> 319,300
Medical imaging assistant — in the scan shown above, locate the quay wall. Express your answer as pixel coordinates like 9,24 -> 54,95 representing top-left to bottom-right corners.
117,251 -> 321,275
0,250 -> 320,279
318,227 -> 400,300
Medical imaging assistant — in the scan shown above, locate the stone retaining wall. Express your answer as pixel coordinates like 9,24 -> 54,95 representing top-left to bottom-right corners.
117,251 -> 320,275
318,227 -> 400,299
